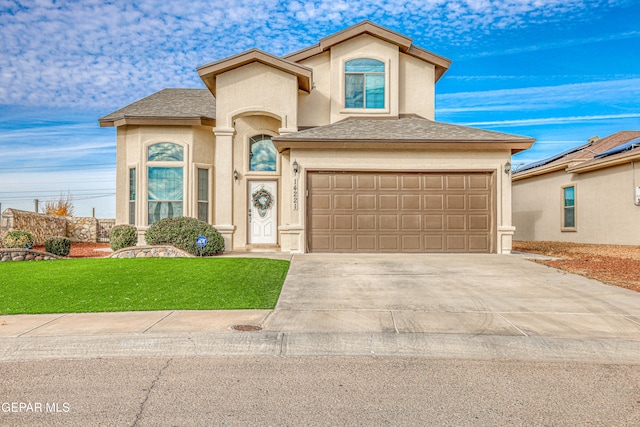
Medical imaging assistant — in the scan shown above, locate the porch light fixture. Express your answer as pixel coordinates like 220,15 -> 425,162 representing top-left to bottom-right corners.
234,169 -> 239,181
504,161 -> 512,174
292,160 -> 299,176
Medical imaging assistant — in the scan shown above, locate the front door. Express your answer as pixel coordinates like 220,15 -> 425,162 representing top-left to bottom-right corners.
248,180 -> 278,244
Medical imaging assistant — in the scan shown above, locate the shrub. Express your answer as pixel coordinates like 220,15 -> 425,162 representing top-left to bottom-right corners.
145,217 -> 225,256
110,224 -> 138,251
44,236 -> 71,256
41,192 -> 74,216
3,230 -> 34,248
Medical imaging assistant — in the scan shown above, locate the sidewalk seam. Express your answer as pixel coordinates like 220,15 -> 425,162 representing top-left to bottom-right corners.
496,313 -> 529,337
142,311 -> 175,333
18,313 -> 69,337
390,311 -> 399,334
623,315 -> 640,328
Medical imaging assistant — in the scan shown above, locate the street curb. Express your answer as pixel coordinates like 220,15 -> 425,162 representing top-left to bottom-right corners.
1,332 -> 639,364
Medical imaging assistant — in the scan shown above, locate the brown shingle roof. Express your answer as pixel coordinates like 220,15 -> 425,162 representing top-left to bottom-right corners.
274,116 -> 534,142
99,89 -> 216,126
273,116 -> 534,154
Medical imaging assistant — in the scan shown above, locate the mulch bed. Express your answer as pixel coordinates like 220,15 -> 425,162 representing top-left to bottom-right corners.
513,241 -> 640,293
32,242 -> 111,258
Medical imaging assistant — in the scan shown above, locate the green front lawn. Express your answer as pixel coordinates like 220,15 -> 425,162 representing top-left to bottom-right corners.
0,258 -> 290,314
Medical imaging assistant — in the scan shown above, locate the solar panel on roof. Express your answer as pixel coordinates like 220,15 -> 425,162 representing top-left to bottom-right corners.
516,142 -> 593,173
593,137 -> 640,159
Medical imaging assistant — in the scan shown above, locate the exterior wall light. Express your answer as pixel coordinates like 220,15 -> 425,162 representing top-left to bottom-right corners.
504,161 -> 512,174
234,169 -> 239,181
293,160 -> 299,176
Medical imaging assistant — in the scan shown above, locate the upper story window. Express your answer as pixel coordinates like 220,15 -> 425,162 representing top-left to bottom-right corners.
249,134 -> 277,172
345,58 -> 385,109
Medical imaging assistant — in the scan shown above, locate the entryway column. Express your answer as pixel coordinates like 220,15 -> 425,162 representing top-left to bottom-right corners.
277,128 -> 305,253
213,127 -> 236,251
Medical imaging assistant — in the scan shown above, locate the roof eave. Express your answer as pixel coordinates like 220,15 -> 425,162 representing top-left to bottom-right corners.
512,162 -> 571,181
406,46 -> 452,82
566,150 -> 640,174
197,49 -> 313,96
273,138 -> 533,154
99,116 -> 216,128
283,21 -> 451,79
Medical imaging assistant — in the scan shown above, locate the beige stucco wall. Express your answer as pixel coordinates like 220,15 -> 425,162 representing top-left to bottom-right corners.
298,52 -> 331,127
279,149 -> 514,254
114,125 -> 215,237
399,53 -> 435,119
215,62 -> 298,130
513,163 -> 640,245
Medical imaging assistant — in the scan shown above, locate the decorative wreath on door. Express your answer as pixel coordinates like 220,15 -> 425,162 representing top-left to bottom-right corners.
252,187 -> 274,211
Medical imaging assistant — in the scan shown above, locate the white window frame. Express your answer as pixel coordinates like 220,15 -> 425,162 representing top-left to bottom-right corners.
194,164 -> 212,223
143,140 -> 189,226
561,184 -> 577,232
340,56 -> 390,115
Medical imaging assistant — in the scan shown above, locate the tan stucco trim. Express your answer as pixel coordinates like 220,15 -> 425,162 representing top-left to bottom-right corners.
283,21 -> 451,82
100,117 -> 215,128
273,139 -> 533,154
197,49 -> 313,96
566,150 -> 640,174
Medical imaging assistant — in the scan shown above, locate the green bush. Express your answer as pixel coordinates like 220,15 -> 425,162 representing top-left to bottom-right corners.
110,224 -> 138,251
145,217 -> 225,256
44,236 -> 71,256
3,230 -> 34,248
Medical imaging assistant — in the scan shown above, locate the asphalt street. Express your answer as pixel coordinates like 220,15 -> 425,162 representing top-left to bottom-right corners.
1,356 -> 639,426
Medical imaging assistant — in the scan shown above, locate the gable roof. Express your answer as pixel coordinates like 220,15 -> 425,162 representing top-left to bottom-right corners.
273,116 -> 534,153
513,131 -> 640,179
283,21 -> 451,82
99,89 -> 216,127
197,49 -> 313,96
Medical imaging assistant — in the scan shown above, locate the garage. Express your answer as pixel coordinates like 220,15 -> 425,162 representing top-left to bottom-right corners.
307,171 -> 494,253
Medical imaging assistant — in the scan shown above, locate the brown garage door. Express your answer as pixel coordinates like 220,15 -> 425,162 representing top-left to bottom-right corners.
308,171 -> 494,253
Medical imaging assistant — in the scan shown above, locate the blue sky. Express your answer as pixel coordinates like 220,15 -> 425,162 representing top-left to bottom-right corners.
1,0 -> 639,217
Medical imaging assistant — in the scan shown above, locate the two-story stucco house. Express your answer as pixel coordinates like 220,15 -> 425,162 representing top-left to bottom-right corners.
100,21 -> 534,254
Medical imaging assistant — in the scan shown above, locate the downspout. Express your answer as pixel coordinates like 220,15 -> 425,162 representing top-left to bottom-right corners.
634,161 -> 640,206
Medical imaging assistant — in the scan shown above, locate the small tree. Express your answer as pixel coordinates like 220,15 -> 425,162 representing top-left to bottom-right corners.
42,192 -> 75,217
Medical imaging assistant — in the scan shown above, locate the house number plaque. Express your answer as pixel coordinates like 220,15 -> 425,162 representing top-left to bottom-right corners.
293,178 -> 298,210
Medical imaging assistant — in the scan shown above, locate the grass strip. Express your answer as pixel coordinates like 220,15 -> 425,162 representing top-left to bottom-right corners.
0,257 -> 289,314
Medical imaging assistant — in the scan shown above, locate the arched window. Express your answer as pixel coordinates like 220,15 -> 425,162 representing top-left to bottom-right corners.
345,58 -> 385,109
249,134 -> 277,172
148,142 -> 184,161
147,142 -> 184,224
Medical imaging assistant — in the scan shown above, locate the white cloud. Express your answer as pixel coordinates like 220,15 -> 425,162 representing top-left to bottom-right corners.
461,113 -> 640,127
0,0 -> 626,109
438,79 -> 640,113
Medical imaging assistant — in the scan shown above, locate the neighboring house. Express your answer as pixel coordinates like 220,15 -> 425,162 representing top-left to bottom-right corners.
512,131 -> 640,245
100,21 -> 534,254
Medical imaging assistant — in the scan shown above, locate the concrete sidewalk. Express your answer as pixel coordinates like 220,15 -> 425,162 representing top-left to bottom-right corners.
1,253 -> 640,363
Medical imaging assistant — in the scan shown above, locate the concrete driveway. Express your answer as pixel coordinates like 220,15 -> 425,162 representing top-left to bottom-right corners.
269,253 -> 640,340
